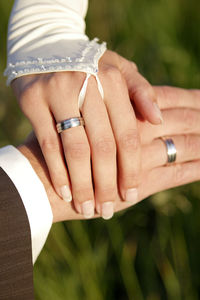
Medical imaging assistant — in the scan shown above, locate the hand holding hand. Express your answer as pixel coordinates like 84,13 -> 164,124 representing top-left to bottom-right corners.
12,50 -> 161,220
18,87 -> 200,222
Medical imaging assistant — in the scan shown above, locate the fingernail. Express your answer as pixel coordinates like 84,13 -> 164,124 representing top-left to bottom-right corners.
125,188 -> 138,204
82,201 -> 94,219
153,102 -> 164,124
101,202 -> 114,220
60,185 -> 72,202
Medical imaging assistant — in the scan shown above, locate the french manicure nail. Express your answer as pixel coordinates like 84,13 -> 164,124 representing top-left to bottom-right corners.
60,185 -> 72,203
82,201 -> 94,219
125,188 -> 138,204
153,102 -> 164,124
101,202 -> 114,220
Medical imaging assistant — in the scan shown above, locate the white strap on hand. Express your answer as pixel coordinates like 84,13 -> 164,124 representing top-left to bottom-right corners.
78,73 -> 104,109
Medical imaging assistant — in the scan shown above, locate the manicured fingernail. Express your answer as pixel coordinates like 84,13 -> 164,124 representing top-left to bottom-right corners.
153,102 -> 164,124
101,202 -> 114,220
125,188 -> 138,204
60,185 -> 72,202
82,201 -> 94,219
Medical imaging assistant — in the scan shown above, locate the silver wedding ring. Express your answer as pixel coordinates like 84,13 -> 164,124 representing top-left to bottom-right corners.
56,117 -> 85,133
161,138 -> 177,164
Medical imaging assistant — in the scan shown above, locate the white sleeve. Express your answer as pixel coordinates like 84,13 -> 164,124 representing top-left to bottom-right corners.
4,0 -> 106,85
0,145 -> 53,264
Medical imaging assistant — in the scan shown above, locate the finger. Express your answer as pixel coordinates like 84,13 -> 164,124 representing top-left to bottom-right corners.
100,67 -> 141,204
139,108 -> 200,144
51,97 -> 95,219
142,135 -> 200,171
129,71 -> 164,124
27,104 -> 72,203
155,86 -> 200,110
139,160 -> 200,201
115,55 -> 163,125
82,76 -> 117,220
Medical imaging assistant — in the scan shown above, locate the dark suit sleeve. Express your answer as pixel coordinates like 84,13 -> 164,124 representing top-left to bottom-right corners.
0,167 -> 34,300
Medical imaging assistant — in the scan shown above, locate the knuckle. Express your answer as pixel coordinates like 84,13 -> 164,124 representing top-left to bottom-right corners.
46,72 -> 67,89
44,72 -> 70,95
191,89 -> 200,95
71,71 -> 86,81
159,86 -> 176,104
41,137 -> 60,153
184,135 -> 200,156
94,137 -> 116,156
67,141 -> 90,160
20,84 -> 42,115
157,86 -> 169,107
103,66 -> 123,84
131,82 -> 154,100
183,109 -> 197,132
119,130 -> 140,152
173,164 -> 186,185
131,61 -> 138,72
46,72 -> 86,96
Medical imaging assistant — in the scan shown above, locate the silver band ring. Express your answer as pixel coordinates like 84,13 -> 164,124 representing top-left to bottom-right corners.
56,117 -> 85,133
161,138 -> 177,164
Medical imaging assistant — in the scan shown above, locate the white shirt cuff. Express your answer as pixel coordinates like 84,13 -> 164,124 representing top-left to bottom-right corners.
0,145 -> 53,264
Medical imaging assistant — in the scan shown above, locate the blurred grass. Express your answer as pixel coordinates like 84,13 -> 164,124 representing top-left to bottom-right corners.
1,0 -> 200,299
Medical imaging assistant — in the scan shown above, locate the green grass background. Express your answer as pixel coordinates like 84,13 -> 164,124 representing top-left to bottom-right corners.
1,0 -> 200,299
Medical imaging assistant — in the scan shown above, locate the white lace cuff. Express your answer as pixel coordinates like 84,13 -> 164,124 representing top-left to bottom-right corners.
5,0 -> 107,107
4,38 -> 107,85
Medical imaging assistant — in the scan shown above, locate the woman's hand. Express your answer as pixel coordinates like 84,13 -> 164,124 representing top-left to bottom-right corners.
19,86 -> 200,222
12,50 -> 161,220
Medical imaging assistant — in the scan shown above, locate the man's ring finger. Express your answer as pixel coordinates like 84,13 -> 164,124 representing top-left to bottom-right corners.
161,137 -> 177,164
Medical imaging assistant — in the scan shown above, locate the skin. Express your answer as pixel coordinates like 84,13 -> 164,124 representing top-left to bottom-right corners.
12,50 -> 163,220
18,86 -> 200,223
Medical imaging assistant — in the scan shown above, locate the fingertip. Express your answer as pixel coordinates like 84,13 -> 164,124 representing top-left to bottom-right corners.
141,102 -> 164,125
59,185 -> 72,202
153,102 -> 164,124
130,84 -> 163,125
125,188 -> 138,204
81,200 -> 95,219
101,202 -> 114,220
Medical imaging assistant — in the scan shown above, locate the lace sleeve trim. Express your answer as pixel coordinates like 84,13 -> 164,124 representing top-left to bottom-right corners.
4,38 -> 107,85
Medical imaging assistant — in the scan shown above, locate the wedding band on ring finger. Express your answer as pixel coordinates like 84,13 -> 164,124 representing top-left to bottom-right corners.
56,117 -> 85,133
161,137 -> 177,164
